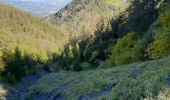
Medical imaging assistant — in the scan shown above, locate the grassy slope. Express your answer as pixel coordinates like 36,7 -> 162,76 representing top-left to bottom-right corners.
29,56 -> 170,99
0,3 -> 68,53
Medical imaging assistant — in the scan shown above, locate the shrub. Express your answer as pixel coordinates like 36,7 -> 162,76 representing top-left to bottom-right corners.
73,59 -> 82,72
157,7 -> 170,27
147,40 -> 170,59
4,72 -> 17,84
38,51 -> 49,64
0,47 -> 38,83
3,47 -> 26,81
89,50 -> 100,64
146,5 -> 170,59
23,54 -> 37,74
83,49 -> 91,61
107,32 -> 144,66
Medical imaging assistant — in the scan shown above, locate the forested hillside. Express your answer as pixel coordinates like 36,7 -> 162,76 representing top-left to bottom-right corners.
54,0 -> 169,71
0,3 -> 68,52
47,0 -> 130,36
0,0 -> 170,99
28,1 -> 170,99
0,3 -> 69,83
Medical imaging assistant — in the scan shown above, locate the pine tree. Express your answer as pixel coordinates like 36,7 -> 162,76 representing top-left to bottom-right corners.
0,50 -> 5,72
72,43 -> 82,71
74,43 -> 81,60
106,22 -> 112,33
4,47 -> 26,81
67,45 -> 74,59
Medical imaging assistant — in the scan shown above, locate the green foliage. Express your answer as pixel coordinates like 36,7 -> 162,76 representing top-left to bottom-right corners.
74,43 -> 81,58
157,5 -> 170,27
147,40 -> 170,59
83,49 -> 91,61
4,72 -> 17,84
65,0 -> 162,68
0,47 -> 38,83
30,56 -> 170,99
67,45 -> 74,59
81,21 -> 112,64
0,3 -> 70,83
49,0 -> 129,37
107,32 -> 144,66
72,43 -> 82,71
49,0 -> 164,70
147,4 -> 170,59
2,47 -> 26,82
119,0 -> 159,33
23,54 -> 37,74
56,43 -> 82,71
0,3 -> 69,57
89,50 -> 100,64
38,51 -> 49,64
73,59 -> 82,72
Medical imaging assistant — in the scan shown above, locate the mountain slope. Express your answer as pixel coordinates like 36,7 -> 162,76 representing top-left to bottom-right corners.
47,0 -> 130,36
53,0 -> 166,71
0,3 -> 68,54
1,0 -> 170,100
27,2 -> 170,100
29,56 -> 170,100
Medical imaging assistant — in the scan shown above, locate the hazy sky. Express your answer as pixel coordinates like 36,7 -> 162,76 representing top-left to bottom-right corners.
0,0 -> 72,17
20,0 -> 72,2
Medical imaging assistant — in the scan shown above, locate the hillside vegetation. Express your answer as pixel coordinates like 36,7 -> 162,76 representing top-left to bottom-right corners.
0,0 -> 170,99
29,56 -> 170,100
48,0 -> 130,36
52,0 -> 169,71
0,3 -> 68,52
28,1 -> 170,99
0,3 -> 69,83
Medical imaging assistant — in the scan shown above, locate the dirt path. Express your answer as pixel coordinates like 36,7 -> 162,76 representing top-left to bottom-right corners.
15,68 -> 51,100
0,68 -> 51,100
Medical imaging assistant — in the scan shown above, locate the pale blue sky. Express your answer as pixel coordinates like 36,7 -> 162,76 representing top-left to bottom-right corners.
0,0 -> 72,17
20,0 -> 72,2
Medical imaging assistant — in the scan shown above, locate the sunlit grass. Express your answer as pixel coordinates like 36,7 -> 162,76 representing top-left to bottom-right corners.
29,56 -> 170,99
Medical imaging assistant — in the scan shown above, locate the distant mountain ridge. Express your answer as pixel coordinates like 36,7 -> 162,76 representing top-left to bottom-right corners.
0,0 -> 71,17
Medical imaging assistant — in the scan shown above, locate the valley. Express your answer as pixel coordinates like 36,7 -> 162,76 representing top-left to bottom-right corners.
0,0 -> 170,100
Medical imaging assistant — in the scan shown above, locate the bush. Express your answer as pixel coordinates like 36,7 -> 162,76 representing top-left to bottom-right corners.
107,32 -> 144,66
2,47 -> 26,81
73,59 -> 82,72
157,6 -> 170,27
4,72 -> 17,84
0,47 -> 38,83
37,51 -> 49,64
147,40 -> 170,59
89,50 -> 100,64
146,5 -> 170,59
23,54 -> 37,74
